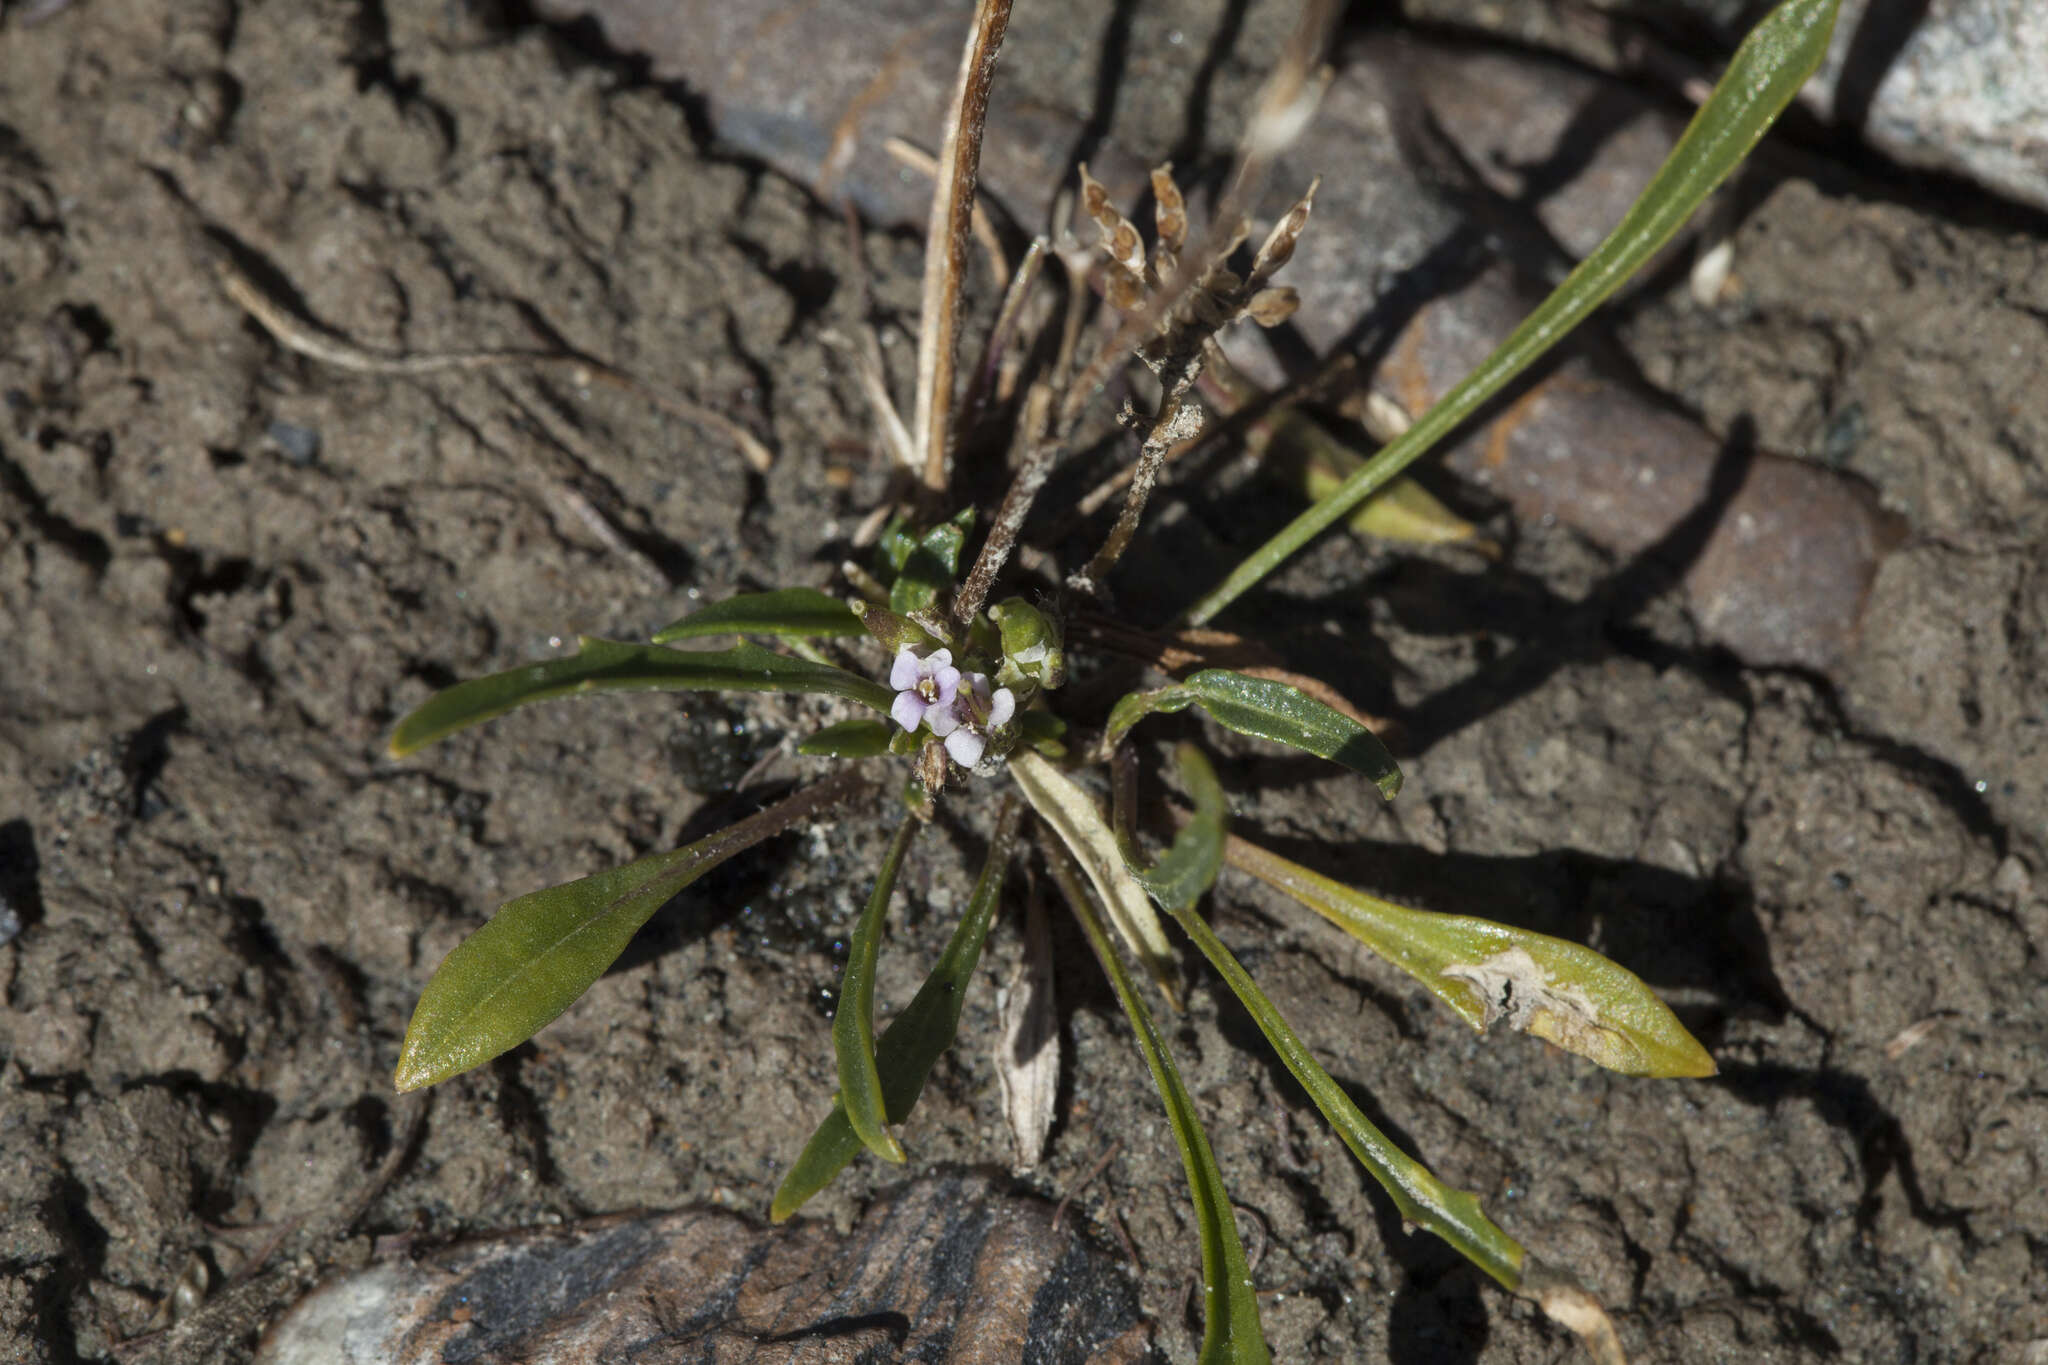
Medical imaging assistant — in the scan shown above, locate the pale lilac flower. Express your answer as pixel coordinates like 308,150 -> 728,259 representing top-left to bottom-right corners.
887,645 -> 1015,767
932,672 -> 1016,767
889,646 -> 961,734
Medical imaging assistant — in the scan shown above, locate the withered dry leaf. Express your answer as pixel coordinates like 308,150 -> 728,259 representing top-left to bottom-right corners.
995,885 -> 1060,1169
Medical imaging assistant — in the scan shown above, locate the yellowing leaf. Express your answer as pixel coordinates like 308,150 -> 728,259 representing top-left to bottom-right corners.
1226,834 -> 1714,1078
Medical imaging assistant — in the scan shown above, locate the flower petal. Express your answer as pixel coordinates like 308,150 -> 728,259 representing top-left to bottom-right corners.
890,648 -> 923,691
891,692 -> 926,733
926,701 -> 963,737
926,648 -> 953,671
945,728 -> 986,766
987,687 -> 1016,728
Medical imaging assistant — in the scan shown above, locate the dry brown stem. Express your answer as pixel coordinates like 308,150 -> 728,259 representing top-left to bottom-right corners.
912,0 -> 1014,496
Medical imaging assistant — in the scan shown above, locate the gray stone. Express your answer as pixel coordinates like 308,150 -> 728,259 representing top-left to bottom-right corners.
1403,0 -> 2048,212
1805,0 -> 2048,212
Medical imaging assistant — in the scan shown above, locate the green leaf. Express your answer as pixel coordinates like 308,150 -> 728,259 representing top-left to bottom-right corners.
1106,670 -> 1401,800
796,718 -> 894,758
875,515 -> 918,575
1184,0 -> 1843,625
835,815 -> 920,1165
1008,750 -> 1179,1007
888,508 -> 975,616
1040,836 -> 1269,1365
651,587 -> 864,644
1119,742 -> 1227,913
1225,834 -> 1715,1079
1160,893 -> 1528,1294
393,772 -> 866,1092
388,637 -> 894,757
1016,710 -> 1068,757
771,799 -> 1023,1221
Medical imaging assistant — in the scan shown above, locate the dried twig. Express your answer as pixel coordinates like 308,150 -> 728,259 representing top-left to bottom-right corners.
209,243 -> 775,473
911,0 -> 1014,495
829,199 -> 919,474
1051,1138 -> 1124,1232
828,326 -> 919,473
1068,382 -> 1203,595
549,482 -> 674,590
952,0 -> 1335,613
961,236 -> 1047,428
953,382 -> 1054,623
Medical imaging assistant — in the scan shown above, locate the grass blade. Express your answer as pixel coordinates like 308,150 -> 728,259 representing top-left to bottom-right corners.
1106,670 -> 1400,800
388,637 -> 894,756
1226,833 -> 1714,1078
1041,833 -> 1270,1365
834,815 -> 920,1164
1184,0 -> 1843,625
651,587 -> 865,644
771,799 -> 1023,1221
394,771 -> 867,1091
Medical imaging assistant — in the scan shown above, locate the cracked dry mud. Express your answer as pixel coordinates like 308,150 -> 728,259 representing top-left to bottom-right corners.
2,1 -> 2046,1361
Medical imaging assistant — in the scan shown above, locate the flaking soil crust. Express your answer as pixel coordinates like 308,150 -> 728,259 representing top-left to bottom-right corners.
2,2 -> 2044,1362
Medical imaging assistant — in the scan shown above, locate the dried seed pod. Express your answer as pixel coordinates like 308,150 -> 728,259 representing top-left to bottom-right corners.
1150,163 -> 1187,266
1245,286 -> 1300,327
1249,176 -> 1320,290
1105,262 -> 1145,314
1077,164 -> 1146,277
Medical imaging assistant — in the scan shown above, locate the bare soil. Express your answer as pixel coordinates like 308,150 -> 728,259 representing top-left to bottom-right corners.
2,2 -> 2044,1362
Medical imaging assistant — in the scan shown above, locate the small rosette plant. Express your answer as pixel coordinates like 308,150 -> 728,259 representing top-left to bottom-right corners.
383,0 -> 1841,1357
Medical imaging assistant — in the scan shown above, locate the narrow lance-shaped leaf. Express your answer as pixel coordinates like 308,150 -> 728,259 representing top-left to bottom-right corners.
651,587 -> 865,644
771,798 -> 1023,1222
389,637 -> 894,757
834,815 -> 920,1165
1106,669 -> 1400,800
1040,834 -> 1270,1365
1008,749 -> 1179,1007
1158,887 -> 1528,1291
1183,0 -> 1844,625
394,770 -> 867,1092
1225,832 -> 1715,1078
796,718 -> 894,758
1117,742 -> 1227,914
